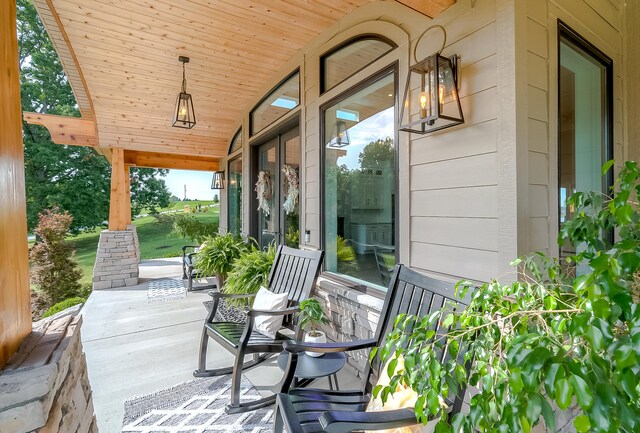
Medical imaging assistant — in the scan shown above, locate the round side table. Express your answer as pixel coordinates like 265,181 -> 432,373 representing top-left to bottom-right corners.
277,351 -> 347,390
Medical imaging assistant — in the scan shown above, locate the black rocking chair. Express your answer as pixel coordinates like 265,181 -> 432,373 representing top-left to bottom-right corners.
274,264 -> 473,433
193,245 -> 324,414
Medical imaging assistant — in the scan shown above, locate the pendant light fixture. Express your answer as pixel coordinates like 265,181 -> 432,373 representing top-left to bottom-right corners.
211,171 -> 225,189
173,56 -> 196,129
399,25 -> 464,134
328,120 -> 350,148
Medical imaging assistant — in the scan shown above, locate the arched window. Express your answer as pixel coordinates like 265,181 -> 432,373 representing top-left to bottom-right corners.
321,36 -> 396,93
228,128 -> 242,154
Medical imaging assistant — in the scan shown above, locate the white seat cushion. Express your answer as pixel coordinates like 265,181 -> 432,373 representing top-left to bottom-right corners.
252,286 -> 289,338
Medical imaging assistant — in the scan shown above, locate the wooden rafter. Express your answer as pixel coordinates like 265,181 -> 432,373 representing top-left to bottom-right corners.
123,150 -> 219,172
23,112 -> 98,147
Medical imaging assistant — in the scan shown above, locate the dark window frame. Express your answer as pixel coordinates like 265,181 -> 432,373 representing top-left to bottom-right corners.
250,69 -> 300,136
227,154 -> 243,236
228,128 -> 242,155
557,20 -> 614,243
319,61 -> 399,299
320,35 -> 397,94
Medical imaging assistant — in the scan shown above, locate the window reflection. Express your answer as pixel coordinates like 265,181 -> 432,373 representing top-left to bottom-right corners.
323,70 -> 396,289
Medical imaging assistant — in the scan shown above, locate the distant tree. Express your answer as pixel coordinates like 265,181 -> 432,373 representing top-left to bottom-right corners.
152,213 -> 176,247
213,194 -> 219,204
358,137 -> 394,169
30,208 -> 83,308
18,0 -> 171,233
170,195 -> 181,202
130,168 -> 171,216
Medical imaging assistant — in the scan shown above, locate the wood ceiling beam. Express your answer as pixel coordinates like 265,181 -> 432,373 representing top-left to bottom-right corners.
123,150 -> 219,172
394,0 -> 456,18
23,112 -> 98,147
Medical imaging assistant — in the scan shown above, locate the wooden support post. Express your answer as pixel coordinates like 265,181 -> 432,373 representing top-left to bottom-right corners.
0,1 -> 32,367
108,148 -> 131,230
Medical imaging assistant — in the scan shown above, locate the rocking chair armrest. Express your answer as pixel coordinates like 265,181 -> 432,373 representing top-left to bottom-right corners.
247,306 -> 300,317
275,394 -> 305,433
282,338 -> 377,354
182,245 -> 200,253
319,408 -> 418,433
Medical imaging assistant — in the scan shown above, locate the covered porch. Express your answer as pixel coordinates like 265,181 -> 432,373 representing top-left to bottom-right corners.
2,0 -> 640,432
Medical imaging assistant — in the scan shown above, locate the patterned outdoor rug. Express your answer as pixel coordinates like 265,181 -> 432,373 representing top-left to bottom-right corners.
147,279 -> 187,303
203,299 -> 247,323
122,375 -> 273,433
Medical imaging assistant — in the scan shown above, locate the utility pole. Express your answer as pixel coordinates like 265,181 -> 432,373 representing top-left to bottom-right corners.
183,184 -> 187,200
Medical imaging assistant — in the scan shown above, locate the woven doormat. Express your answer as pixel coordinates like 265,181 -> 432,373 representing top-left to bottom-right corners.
122,375 -> 273,432
147,279 -> 187,303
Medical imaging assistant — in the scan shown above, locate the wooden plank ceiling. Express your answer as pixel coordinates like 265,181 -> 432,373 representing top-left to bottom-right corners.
32,0 -> 454,160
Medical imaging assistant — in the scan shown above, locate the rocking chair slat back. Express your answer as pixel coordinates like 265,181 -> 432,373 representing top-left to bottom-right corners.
268,246 -> 324,329
363,265 -> 472,395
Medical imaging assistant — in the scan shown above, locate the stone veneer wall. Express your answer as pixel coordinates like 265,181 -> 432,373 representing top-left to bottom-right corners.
92,228 -> 139,290
0,310 -> 98,433
127,224 -> 140,264
314,278 -> 384,379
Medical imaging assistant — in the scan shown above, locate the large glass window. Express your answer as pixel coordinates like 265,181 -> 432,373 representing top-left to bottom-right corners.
251,72 -> 300,135
323,68 -> 396,289
558,23 -> 613,257
228,157 -> 243,236
321,37 -> 396,93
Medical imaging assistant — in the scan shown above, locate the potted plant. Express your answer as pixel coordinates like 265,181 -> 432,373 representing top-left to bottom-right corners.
298,298 -> 330,357
223,243 -> 276,307
375,161 -> 640,433
193,233 -> 247,287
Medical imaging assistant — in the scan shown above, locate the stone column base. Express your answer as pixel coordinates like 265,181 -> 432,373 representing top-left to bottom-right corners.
92,229 -> 139,290
0,312 -> 98,433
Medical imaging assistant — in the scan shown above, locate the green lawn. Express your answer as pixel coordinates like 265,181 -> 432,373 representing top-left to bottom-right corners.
69,209 -> 219,283
138,200 -> 219,215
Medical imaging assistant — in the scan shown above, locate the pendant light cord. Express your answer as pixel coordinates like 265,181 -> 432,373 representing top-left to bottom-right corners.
181,61 -> 187,93
413,24 -> 447,64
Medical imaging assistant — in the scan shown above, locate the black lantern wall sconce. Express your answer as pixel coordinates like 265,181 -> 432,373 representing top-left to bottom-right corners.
399,25 -> 464,134
173,56 -> 196,129
211,171 -> 225,189
328,120 -> 351,148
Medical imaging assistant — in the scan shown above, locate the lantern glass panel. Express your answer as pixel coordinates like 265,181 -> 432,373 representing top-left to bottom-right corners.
173,92 -> 196,128
399,54 -> 463,134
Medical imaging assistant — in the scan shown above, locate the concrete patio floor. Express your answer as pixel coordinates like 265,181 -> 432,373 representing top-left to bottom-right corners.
81,257 -> 360,433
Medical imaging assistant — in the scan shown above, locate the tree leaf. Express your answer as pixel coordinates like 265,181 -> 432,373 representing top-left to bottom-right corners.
614,344 -> 636,369
555,378 -> 573,410
569,375 -> 593,409
573,415 -> 591,432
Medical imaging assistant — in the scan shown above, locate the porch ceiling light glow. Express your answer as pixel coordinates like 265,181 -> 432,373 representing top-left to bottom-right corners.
173,56 -> 196,129
329,120 -> 350,148
399,25 -> 464,134
211,171 -> 225,189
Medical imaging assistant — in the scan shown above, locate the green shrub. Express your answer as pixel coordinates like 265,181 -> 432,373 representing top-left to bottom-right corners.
42,297 -> 86,318
377,161 -> 640,433
30,208 -> 84,307
172,213 -> 216,244
194,233 -> 247,286
224,243 -> 276,307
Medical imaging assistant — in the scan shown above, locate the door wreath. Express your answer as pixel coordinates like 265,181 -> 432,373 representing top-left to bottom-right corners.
281,164 -> 299,215
255,170 -> 272,215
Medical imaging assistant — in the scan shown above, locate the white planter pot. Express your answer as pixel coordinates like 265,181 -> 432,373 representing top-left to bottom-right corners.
304,331 -> 326,357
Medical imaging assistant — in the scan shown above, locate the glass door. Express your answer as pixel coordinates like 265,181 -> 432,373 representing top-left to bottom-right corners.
255,126 -> 301,249
257,138 -> 278,249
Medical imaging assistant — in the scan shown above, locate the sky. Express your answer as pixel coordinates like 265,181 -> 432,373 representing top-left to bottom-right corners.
163,169 -> 221,200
